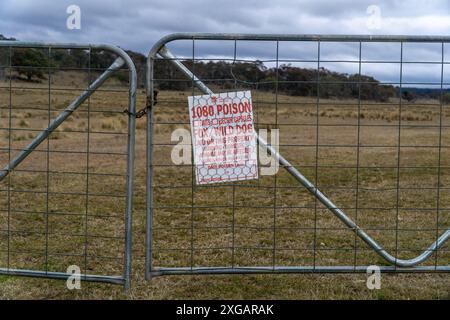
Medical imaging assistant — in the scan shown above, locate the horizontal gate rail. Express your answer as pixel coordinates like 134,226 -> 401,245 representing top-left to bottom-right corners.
146,33 -> 450,279
0,41 -> 136,289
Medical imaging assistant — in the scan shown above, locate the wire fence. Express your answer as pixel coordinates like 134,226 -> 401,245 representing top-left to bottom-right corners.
146,34 -> 450,277
0,35 -> 449,289
0,42 -> 136,289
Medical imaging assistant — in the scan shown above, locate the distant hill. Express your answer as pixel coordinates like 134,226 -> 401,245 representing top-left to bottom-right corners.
0,34 -> 16,41
161,61 -> 396,102
397,87 -> 450,102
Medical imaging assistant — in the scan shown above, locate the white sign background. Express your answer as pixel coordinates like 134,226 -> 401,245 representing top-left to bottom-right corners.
188,91 -> 258,185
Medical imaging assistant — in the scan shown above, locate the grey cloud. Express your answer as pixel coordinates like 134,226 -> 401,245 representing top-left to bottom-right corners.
1,0 -> 450,83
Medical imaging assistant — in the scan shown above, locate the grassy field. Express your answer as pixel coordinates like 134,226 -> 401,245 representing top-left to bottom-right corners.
0,70 -> 449,299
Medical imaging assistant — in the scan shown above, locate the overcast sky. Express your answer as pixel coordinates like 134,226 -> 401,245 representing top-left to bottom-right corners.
2,0 -> 450,85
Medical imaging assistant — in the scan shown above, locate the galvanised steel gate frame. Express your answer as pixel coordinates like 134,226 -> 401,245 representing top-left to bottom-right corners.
0,41 -> 136,289
146,33 -> 450,279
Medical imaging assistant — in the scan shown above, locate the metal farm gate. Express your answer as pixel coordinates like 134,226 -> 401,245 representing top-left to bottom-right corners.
0,42 -> 136,289
145,34 -> 450,278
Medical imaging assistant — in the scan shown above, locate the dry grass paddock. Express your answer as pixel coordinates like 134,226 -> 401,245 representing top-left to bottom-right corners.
0,70 -> 448,299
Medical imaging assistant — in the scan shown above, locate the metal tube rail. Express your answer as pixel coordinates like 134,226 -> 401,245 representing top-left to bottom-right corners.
151,265 -> 450,276
0,267 -> 125,285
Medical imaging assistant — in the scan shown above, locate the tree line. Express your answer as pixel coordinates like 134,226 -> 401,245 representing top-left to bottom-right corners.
1,34 -> 404,102
163,60 -> 396,102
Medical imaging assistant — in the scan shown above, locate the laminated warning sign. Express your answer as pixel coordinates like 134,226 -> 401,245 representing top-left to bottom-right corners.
188,91 -> 258,185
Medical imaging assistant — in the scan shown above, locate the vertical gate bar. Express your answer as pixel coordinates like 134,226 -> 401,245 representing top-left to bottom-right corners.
84,47 -> 92,280
435,42 -> 445,269
313,40 -> 321,271
231,168 -> 236,269
231,40 -> 238,268
124,50 -> 137,291
272,40 -> 280,270
190,39 -> 196,271
45,46 -> 51,273
145,54 -> 155,280
394,42 -> 404,269
7,45 -> 12,271
353,41 -> 363,269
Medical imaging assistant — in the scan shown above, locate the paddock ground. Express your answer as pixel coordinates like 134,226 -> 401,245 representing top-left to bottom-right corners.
0,73 -> 448,299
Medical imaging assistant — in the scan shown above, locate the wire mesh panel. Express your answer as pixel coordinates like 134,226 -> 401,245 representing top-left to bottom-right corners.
0,42 -> 136,288
146,34 -> 450,278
